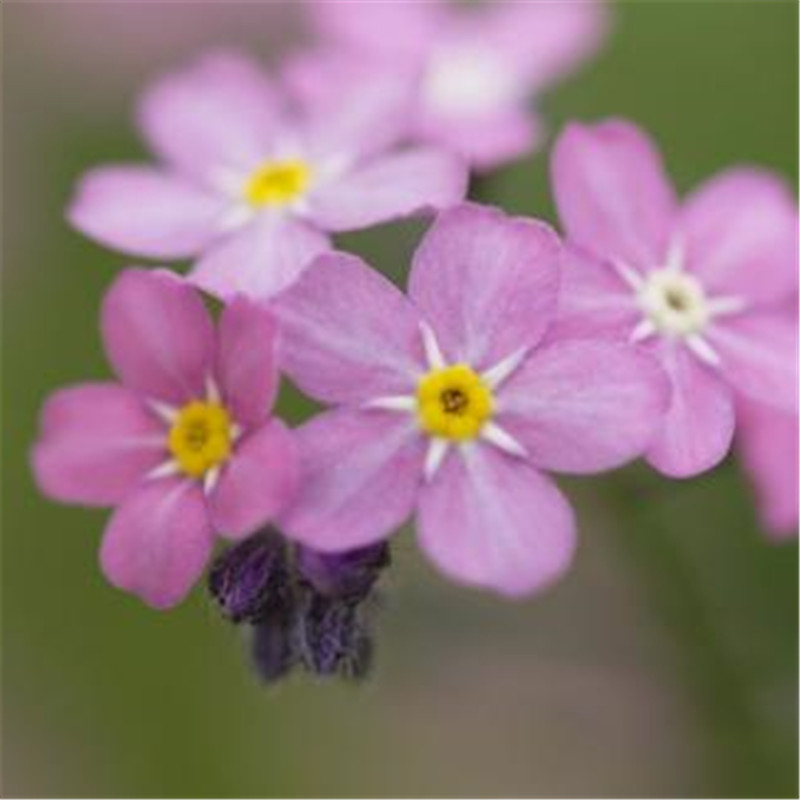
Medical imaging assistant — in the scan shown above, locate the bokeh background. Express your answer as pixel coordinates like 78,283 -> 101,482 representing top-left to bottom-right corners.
3,1 -> 798,797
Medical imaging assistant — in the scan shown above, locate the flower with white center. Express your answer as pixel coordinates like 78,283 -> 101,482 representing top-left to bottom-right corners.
551,119 -> 799,477
273,204 -> 668,597
32,269 -> 298,609
68,50 -> 468,302
306,0 -> 609,170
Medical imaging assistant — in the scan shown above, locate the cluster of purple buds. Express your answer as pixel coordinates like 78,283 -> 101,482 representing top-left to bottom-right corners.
209,528 -> 390,682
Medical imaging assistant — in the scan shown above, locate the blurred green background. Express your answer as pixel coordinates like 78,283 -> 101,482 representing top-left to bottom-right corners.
3,1 -> 797,797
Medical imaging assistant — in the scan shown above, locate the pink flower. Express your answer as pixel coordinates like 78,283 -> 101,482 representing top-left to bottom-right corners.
68,50 -> 467,301
551,119 -> 799,478
304,0 -> 608,171
737,399 -> 798,541
31,269 -> 298,608
272,204 -> 668,596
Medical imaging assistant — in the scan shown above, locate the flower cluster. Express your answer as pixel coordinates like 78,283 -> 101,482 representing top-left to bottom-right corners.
31,0 -> 797,680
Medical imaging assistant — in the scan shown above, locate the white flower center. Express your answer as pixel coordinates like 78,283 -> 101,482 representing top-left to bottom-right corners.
422,44 -> 519,117
637,269 -> 711,336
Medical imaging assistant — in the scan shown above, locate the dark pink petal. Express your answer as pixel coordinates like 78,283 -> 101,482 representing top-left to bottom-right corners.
708,314 -> 798,411
551,119 -> 677,271
280,408 -> 425,552
189,216 -> 330,303
217,299 -> 278,427
408,203 -> 561,370
736,398 -> 798,539
417,445 -> 576,597
273,252 -> 423,404
309,147 -> 467,232
99,478 -> 213,609
138,50 -> 284,179
500,341 -> 669,473
101,269 -> 215,405
680,168 -> 799,305
68,167 -> 227,259
547,246 -> 639,342
417,108 -> 541,173
31,383 -> 164,507
209,420 -> 299,539
646,343 -> 735,477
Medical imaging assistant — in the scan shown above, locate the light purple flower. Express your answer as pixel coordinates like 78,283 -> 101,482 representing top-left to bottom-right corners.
68,50 -> 468,301
303,0 -> 608,171
551,119 -> 799,478
32,269 -> 298,608
272,204 -> 668,597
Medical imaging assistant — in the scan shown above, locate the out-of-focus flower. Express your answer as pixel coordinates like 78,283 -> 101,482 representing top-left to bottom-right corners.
68,51 -> 468,301
302,0 -> 609,171
551,119 -> 799,478
737,399 -> 798,540
31,270 -> 298,608
273,203 -> 668,597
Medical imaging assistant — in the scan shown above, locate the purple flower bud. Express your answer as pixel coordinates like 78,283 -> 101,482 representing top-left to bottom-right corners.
296,542 -> 390,601
250,604 -> 298,684
208,529 -> 289,623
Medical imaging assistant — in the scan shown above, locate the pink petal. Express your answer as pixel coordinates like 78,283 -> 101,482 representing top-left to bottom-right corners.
680,168 -> 799,305
482,0 -> 609,91
708,313 -> 798,411
408,203 -> 561,369
546,245 -> 639,342
99,478 -> 213,609
217,299 -> 278,428
309,147 -> 467,232
500,340 -> 669,473
31,383 -> 165,507
67,167 -> 226,259
736,398 -> 798,539
280,408 -> 425,552
138,50 -> 284,179
189,216 -> 330,302
417,108 -> 541,173
646,342 -> 735,477
417,445 -> 576,597
209,420 -> 299,539
101,269 -> 215,405
552,119 -> 677,271
272,252 -> 423,404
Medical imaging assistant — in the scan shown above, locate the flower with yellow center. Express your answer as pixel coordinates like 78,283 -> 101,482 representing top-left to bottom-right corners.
167,400 -> 233,479
244,159 -> 312,208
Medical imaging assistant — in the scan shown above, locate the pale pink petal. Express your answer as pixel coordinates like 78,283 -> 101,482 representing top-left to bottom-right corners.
138,50 -> 284,179
99,478 -> 213,609
309,0 -> 445,61
280,408 -> 425,552
217,299 -> 278,428
309,147 -> 467,232
552,119 -> 677,271
736,398 -> 798,539
708,314 -> 798,411
209,420 -> 298,539
417,108 -> 541,172
500,341 -> 669,473
417,445 -> 576,597
68,167 -> 226,259
408,203 -> 561,369
482,0 -> 609,91
189,216 -> 330,302
680,168 -> 799,305
31,383 -> 165,507
646,342 -> 735,477
546,246 -> 639,342
272,252 -> 423,404
101,269 -> 215,405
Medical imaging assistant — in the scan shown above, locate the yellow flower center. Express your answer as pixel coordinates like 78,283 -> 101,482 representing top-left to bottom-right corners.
244,159 -> 311,207
167,401 -> 233,478
416,364 -> 493,441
